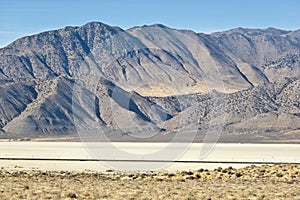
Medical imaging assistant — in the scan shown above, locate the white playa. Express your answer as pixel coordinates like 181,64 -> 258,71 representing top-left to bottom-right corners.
0,142 -> 299,171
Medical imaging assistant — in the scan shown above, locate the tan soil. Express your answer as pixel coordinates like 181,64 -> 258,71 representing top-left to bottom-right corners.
0,164 -> 299,199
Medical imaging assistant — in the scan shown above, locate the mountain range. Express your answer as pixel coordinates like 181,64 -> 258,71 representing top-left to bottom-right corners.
0,22 -> 299,142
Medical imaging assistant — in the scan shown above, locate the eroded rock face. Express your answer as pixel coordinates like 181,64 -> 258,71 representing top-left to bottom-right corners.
0,22 -> 299,139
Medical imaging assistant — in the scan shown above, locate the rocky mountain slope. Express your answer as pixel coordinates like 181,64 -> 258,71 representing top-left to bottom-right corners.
0,22 -> 299,141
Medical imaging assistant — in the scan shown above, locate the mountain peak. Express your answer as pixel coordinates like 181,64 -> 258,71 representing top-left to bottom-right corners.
213,27 -> 291,36
146,24 -> 168,28
263,27 -> 290,35
81,21 -> 124,32
128,23 -> 169,31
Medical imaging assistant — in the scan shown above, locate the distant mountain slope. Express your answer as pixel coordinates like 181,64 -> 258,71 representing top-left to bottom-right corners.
211,27 -> 300,83
0,22 -> 299,141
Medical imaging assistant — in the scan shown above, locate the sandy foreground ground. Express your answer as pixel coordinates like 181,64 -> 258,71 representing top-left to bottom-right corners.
0,164 -> 299,200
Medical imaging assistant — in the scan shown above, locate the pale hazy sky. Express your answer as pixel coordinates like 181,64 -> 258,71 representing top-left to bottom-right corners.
1,0 -> 299,47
